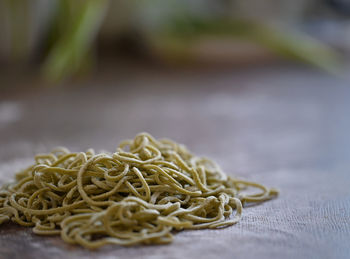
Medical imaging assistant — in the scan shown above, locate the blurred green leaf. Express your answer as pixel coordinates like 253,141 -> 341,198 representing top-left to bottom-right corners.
42,0 -> 108,82
157,17 -> 341,72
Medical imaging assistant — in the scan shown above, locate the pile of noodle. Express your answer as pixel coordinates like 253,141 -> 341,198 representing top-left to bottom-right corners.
0,133 -> 277,249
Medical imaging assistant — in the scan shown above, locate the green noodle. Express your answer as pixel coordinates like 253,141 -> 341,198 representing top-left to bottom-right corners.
0,133 -> 278,249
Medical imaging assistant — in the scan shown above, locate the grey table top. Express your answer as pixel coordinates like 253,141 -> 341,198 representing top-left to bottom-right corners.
0,63 -> 349,259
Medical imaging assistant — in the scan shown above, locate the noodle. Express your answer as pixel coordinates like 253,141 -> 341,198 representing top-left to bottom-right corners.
0,133 -> 278,249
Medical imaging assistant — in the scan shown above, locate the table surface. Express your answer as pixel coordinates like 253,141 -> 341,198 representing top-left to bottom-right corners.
0,63 -> 350,259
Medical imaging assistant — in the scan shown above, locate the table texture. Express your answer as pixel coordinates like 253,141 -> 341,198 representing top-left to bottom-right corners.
0,64 -> 349,259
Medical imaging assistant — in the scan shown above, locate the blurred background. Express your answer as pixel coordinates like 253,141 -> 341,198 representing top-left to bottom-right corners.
0,0 -> 350,83
1,1 -> 350,258
0,0 -> 350,161
0,0 -> 350,168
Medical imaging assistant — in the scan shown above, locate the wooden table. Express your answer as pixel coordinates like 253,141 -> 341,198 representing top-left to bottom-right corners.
0,63 -> 349,259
